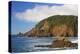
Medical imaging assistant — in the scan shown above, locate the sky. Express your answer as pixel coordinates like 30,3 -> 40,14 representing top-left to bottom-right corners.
10,1 -> 78,34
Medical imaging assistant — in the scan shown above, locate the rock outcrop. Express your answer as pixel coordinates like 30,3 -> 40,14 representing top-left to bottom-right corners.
17,32 -> 23,36
35,39 -> 78,49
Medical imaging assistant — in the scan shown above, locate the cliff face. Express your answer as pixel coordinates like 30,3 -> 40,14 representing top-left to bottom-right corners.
23,15 -> 78,37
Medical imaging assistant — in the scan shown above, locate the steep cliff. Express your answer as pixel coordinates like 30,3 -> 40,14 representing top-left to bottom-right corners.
23,15 -> 78,37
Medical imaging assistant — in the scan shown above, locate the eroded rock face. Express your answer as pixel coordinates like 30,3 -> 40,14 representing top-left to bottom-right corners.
51,24 -> 74,37
24,24 -> 75,37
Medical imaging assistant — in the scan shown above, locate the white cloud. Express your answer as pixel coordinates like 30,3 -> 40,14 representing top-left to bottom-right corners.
15,4 -> 78,22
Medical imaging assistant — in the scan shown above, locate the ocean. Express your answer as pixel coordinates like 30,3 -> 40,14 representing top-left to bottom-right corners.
11,35 -> 78,53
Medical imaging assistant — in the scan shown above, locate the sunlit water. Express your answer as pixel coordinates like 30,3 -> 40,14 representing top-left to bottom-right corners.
11,35 -> 78,52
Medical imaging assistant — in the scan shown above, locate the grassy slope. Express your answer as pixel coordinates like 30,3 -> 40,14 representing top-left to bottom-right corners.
35,15 -> 78,36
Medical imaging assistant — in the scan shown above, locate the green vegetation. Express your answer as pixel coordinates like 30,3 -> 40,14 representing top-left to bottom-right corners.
36,15 -> 77,30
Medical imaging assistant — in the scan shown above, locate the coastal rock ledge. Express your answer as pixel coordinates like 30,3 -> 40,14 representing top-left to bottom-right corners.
35,40 -> 78,49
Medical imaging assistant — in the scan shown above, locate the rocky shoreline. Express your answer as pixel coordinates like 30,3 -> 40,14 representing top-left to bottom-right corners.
35,40 -> 78,49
